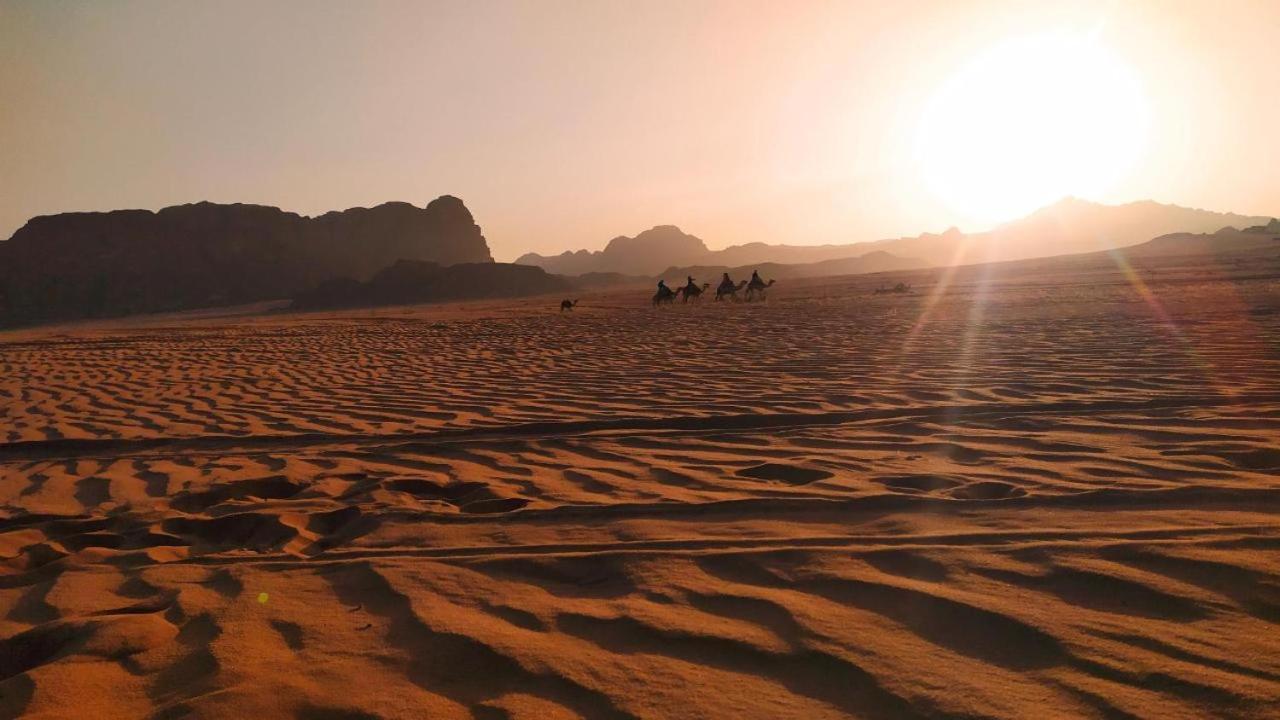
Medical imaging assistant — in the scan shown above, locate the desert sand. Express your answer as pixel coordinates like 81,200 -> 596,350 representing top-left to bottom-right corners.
2,252 -> 1279,719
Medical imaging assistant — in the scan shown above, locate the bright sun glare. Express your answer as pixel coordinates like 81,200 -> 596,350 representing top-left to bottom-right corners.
915,32 -> 1151,225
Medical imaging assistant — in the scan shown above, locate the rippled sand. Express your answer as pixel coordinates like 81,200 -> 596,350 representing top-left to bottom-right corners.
2,253 -> 1279,719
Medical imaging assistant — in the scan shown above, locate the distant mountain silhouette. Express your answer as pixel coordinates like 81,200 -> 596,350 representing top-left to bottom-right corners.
516,198 -> 1274,277
292,260 -> 571,311
1242,218 -> 1280,234
837,222 -> 1280,305
1121,227 -> 1280,258
873,197 -> 1274,266
0,196 -> 492,326
517,225 -> 711,276
516,224 -> 928,277
658,250 -> 927,283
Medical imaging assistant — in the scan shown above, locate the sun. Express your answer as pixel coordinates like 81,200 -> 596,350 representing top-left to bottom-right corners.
915,32 -> 1151,225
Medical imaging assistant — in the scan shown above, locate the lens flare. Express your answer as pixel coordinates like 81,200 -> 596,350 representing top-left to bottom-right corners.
916,32 -> 1151,224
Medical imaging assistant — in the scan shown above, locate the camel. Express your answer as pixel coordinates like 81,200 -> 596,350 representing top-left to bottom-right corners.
715,280 -> 748,302
677,282 -> 711,303
560,299 -> 578,311
745,278 -> 775,302
652,285 -> 678,305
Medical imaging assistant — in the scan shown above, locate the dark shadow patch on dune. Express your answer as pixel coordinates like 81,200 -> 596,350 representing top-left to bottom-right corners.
1090,628 -> 1280,683
973,566 -> 1208,621
686,593 -> 805,647
562,470 -> 615,494
797,575 -> 1067,670
1100,547 -> 1280,623
151,647 -> 219,704
150,612 -> 221,704
305,506 -> 380,553
74,476 -> 113,509
1068,654 -> 1253,710
323,563 -> 634,719
555,612 -> 929,720
1077,465 -> 1143,479
1054,681 -> 1143,720
462,498 -> 530,514
18,470 -> 49,498
309,506 -> 364,536
270,620 -> 305,650
863,550 -> 951,582
950,481 -> 1027,500
469,555 -> 637,599
874,474 -> 964,493
162,513 -> 297,553
260,456 -> 288,472
0,672 -> 35,718
164,602 -> 186,626
693,552 -> 807,589
430,447 -> 534,477
482,603 -> 546,632
90,591 -> 176,617
174,613 -> 220,646
1222,448 -> 1280,470
649,467 -> 718,490
1042,568 -> 1209,621
133,461 -> 170,497
385,478 -> 487,503
735,463 -> 834,486
61,532 -> 124,551
472,705 -> 512,720
117,575 -> 162,599
32,516 -> 112,539
201,569 -> 243,598
118,530 -> 187,551
170,476 -> 305,513
6,579 -> 60,625
555,441 -> 638,466
0,621 -> 95,680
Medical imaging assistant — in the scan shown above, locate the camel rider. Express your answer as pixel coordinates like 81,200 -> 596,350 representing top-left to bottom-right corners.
657,279 -> 670,295
684,275 -> 699,293
749,270 -> 764,289
718,273 -> 735,294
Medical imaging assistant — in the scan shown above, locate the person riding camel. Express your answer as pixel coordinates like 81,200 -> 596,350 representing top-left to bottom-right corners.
657,279 -> 670,295
744,269 -> 775,301
684,276 -> 699,294
717,272 -> 735,295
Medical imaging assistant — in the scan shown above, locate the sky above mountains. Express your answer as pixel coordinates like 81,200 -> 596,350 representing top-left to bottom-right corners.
2,0 -> 1278,260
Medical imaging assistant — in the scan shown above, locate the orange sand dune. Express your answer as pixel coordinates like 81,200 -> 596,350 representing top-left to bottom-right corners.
2,253 -> 1279,719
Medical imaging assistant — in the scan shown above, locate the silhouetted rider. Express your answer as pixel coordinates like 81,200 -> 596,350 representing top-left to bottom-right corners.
717,272 -> 735,294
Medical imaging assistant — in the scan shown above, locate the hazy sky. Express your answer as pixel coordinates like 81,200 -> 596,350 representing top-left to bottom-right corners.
3,0 -> 1278,260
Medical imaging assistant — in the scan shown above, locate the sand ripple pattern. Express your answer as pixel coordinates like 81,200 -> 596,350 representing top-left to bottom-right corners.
2,267 -> 1279,718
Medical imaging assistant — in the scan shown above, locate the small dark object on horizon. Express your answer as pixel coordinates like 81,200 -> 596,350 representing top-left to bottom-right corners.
745,276 -> 775,302
653,284 -> 678,305
874,282 -> 912,295
560,299 -> 578,311
677,282 -> 710,303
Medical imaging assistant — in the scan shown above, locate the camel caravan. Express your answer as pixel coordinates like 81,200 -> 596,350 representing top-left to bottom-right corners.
653,270 -> 775,305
